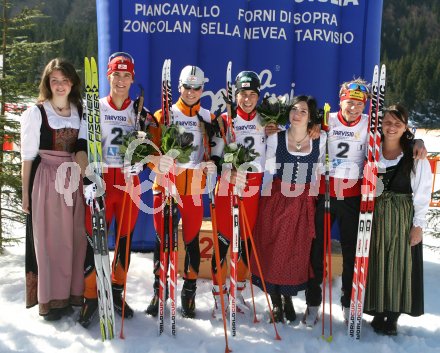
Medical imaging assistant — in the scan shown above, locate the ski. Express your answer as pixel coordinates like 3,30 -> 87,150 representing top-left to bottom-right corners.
348,64 -> 386,340
158,59 -> 170,336
158,58 -> 179,336
165,58 -> 179,337
84,57 -> 115,341
224,61 -> 239,336
167,60 -> 178,335
225,61 -> 235,143
169,187 -> 178,337
199,117 -> 231,351
229,187 -> 240,337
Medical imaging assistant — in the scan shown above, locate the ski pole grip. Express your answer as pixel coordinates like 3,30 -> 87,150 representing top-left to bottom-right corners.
322,103 -> 331,131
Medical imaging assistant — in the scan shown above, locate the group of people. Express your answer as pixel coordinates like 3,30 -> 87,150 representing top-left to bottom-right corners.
21,52 -> 432,338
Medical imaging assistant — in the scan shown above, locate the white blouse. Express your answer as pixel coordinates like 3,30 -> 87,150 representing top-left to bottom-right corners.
20,101 -> 81,161
379,149 -> 433,229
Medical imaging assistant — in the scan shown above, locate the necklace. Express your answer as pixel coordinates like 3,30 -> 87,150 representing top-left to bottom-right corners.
294,133 -> 308,151
51,100 -> 70,112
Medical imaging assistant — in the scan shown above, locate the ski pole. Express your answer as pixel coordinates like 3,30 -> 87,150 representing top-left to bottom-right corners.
238,196 -> 259,324
119,180 -> 134,339
321,103 -> 333,342
200,119 -> 231,352
210,175 -> 232,353
239,198 -> 281,341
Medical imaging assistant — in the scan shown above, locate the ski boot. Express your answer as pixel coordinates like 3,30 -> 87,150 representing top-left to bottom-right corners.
112,285 -> 134,318
78,298 -> 98,328
269,294 -> 284,323
212,284 -> 228,319
236,281 -> 250,314
302,305 -> 320,327
282,295 -> 296,322
181,279 -> 197,319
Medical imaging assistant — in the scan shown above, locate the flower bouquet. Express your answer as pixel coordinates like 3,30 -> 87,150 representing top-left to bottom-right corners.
161,124 -> 198,163
119,130 -> 155,165
220,142 -> 260,170
256,95 -> 291,126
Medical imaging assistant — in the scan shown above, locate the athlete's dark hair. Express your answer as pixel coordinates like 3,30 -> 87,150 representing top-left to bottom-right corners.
383,103 -> 414,176
38,58 -> 82,112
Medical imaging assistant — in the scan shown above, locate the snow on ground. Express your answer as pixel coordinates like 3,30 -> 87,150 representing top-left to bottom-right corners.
0,224 -> 439,353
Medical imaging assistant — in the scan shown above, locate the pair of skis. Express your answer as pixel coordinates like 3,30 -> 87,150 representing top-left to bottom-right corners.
158,58 -> 179,336
84,57 -> 115,341
224,61 -> 240,337
348,64 -> 386,339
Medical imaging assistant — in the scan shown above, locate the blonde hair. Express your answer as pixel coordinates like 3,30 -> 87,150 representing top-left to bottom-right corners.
339,77 -> 371,99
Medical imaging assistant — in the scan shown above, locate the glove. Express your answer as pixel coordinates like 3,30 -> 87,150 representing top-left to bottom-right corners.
205,116 -> 223,139
203,160 -> 217,176
158,155 -> 174,174
123,162 -> 144,177
233,170 -> 247,190
83,182 -> 98,206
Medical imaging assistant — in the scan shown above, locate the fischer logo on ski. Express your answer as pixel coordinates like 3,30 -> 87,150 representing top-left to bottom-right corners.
84,57 -> 115,341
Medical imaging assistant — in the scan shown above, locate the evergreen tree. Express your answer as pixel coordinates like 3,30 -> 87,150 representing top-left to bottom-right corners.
382,0 -> 440,126
0,0 -> 61,251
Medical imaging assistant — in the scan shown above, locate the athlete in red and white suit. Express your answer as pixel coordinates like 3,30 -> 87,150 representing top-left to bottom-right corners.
75,52 -> 155,327
210,71 -> 278,316
304,81 -> 427,327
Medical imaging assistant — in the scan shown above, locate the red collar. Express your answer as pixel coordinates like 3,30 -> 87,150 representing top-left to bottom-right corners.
337,110 -> 361,127
237,106 -> 257,121
106,95 -> 132,110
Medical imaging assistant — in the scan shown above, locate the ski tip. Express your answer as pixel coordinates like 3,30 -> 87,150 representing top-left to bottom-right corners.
88,57 -> 97,70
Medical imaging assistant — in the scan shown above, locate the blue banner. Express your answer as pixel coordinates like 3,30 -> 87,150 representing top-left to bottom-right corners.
96,0 -> 383,250
97,0 -> 383,111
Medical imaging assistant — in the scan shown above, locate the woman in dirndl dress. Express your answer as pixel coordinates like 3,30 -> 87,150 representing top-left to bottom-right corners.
21,58 -> 87,321
250,95 -> 325,322
364,104 -> 432,335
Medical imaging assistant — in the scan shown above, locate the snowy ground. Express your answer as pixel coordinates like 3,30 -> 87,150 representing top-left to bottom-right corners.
0,223 -> 439,353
